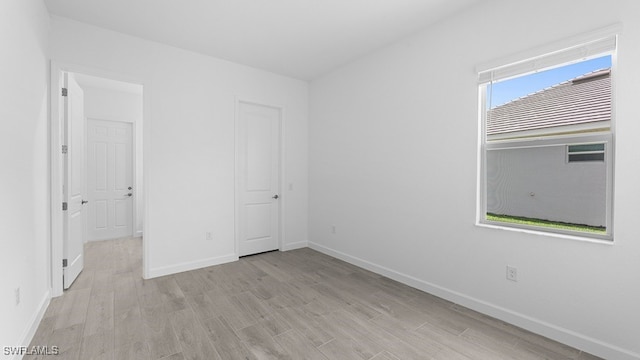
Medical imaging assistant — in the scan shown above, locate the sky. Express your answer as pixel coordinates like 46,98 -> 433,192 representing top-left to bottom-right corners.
487,55 -> 612,109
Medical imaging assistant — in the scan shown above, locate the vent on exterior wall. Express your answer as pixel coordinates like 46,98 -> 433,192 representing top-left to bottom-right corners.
568,143 -> 605,162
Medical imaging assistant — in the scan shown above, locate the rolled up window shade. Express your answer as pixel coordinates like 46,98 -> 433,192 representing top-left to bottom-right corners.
478,35 -> 616,84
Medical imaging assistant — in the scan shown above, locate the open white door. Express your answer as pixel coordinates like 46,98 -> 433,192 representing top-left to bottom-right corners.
63,73 -> 86,289
237,101 -> 281,257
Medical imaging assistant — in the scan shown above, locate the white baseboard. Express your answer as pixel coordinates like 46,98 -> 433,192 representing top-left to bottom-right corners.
12,291 -> 51,360
308,241 -> 640,360
147,253 -> 238,279
134,231 -> 143,238
281,240 -> 308,251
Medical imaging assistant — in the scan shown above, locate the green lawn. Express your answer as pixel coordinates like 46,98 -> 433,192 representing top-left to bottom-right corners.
486,213 -> 606,234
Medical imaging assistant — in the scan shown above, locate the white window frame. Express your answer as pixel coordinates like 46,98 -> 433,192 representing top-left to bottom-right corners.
476,28 -> 618,241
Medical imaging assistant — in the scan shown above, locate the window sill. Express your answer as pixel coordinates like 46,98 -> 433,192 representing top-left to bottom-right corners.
475,221 -> 614,245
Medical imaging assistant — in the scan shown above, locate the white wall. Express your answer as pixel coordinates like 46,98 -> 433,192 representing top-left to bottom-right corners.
0,0 -> 51,356
83,86 -> 142,123
487,145 -> 606,227
309,0 -> 640,359
82,86 -> 144,236
50,16 -> 309,278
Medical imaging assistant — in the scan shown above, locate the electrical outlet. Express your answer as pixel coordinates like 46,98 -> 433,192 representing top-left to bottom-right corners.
506,266 -> 518,282
15,287 -> 20,305
206,232 -> 213,241
331,225 -> 336,234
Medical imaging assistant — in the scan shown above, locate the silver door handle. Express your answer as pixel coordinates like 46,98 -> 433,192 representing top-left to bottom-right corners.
126,193 -> 132,197
272,194 -> 279,199
81,200 -> 88,205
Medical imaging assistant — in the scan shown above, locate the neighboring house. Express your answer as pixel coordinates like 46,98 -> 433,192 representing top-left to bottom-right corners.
486,69 -> 611,227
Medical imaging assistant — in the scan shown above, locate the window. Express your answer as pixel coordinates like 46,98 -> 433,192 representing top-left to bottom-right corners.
567,143 -> 605,162
478,36 -> 616,240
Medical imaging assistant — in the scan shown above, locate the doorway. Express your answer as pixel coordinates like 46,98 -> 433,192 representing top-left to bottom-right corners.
51,64 -> 145,296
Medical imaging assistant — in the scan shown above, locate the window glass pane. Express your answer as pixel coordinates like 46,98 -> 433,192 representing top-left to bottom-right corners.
568,153 -> 605,162
483,54 -> 612,236
487,55 -> 612,111
568,144 -> 605,153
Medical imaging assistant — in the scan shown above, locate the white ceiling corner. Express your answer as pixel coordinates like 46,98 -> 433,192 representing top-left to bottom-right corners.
45,0 -> 481,80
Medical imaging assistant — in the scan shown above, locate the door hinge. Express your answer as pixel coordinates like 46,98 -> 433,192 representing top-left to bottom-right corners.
62,145 -> 68,154
61,88 -> 68,97
62,259 -> 68,267
62,202 -> 68,211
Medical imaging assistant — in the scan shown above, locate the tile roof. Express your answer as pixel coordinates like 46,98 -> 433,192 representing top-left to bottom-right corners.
487,68 -> 611,136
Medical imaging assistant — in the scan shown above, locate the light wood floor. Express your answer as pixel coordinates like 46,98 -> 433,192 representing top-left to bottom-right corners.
27,237 -> 602,360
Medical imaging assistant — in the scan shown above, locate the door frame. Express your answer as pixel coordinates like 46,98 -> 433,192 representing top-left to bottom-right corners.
50,61 -> 150,296
234,98 -> 286,256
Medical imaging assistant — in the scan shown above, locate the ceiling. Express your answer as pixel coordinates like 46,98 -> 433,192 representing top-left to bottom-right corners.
45,0 -> 481,80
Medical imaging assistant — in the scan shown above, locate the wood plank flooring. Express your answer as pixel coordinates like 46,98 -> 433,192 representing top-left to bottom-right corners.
26,237 -> 602,359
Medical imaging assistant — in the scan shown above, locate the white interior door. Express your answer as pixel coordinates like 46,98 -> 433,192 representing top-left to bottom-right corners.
237,102 -> 281,257
87,119 -> 133,241
63,73 -> 85,289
